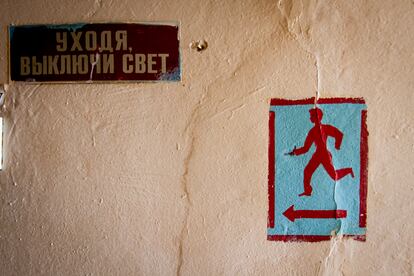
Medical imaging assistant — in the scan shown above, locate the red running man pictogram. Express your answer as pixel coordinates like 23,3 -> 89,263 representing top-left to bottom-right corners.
288,107 -> 354,197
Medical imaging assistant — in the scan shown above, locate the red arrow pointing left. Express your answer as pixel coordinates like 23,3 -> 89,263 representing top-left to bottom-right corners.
283,205 -> 347,222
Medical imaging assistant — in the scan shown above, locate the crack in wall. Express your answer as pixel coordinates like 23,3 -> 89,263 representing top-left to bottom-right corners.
86,0 -> 104,18
316,118 -> 342,235
315,55 -> 321,105
175,134 -> 192,276
175,94 -> 206,276
278,0 -> 343,223
88,53 -> 100,82
277,0 -> 347,272
174,44 -> 266,273
320,234 -> 346,276
277,0 -> 322,104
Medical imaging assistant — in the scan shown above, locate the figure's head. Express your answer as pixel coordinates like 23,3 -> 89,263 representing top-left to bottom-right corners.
309,107 -> 323,123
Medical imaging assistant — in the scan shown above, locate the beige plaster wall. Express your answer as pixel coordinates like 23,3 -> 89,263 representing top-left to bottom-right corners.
0,0 -> 413,275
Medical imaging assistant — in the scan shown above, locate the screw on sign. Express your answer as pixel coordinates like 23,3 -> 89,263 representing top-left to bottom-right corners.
267,98 -> 368,242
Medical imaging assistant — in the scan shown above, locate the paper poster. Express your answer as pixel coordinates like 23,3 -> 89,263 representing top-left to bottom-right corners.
267,98 -> 368,242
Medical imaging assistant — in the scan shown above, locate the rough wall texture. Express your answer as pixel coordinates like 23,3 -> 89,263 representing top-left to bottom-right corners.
0,0 -> 413,275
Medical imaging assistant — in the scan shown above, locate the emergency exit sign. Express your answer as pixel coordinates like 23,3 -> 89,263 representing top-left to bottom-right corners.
9,23 -> 180,82
267,98 -> 368,242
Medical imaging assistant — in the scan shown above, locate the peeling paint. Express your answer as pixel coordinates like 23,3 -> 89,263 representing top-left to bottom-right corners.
1,0 -> 413,275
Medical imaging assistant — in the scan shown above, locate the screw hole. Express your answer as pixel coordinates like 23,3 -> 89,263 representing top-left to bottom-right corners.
190,40 -> 208,52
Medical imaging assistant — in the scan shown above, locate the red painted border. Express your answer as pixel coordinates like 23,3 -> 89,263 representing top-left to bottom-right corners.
270,97 -> 365,106
317,98 -> 365,104
359,110 -> 368,227
268,111 -> 275,228
270,98 -> 314,106
267,234 -> 366,242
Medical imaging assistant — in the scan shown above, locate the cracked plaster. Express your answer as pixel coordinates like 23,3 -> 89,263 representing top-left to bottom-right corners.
0,0 -> 413,275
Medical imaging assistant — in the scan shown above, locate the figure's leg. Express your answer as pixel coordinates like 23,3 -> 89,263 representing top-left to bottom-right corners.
335,168 -> 354,179
322,158 -> 354,181
300,155 -> 320,196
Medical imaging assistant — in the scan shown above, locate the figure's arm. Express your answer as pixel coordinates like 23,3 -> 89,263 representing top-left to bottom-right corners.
325,125 -> 343,149
292,131 -> 314,155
